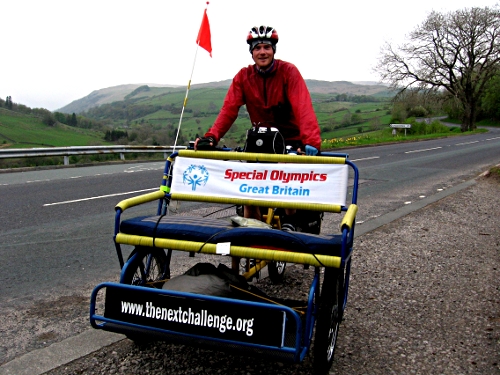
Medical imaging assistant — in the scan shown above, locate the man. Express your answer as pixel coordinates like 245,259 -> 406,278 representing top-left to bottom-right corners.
196,25 -> 322,229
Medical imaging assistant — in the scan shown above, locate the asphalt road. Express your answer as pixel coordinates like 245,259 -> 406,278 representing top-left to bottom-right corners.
0,128 -> 499,350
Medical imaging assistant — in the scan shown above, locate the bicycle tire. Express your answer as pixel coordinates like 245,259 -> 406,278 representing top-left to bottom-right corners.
121,247 -> 169,288
268,261 -> 286,284
313,267 -> 344,374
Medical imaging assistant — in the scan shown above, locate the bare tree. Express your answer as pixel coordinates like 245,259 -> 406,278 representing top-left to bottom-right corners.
376,5 -> 500,131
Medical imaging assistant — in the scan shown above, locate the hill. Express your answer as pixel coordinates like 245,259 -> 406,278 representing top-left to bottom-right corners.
58,84 -> 182,114
304,80 -> 390,96
57,80 -> 392,114
51,78 -> 394,149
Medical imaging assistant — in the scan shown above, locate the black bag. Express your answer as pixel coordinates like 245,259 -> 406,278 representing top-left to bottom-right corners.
243,126 -> 285,154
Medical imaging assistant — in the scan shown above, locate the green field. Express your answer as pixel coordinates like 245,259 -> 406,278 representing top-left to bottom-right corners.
0,108 -> 107,148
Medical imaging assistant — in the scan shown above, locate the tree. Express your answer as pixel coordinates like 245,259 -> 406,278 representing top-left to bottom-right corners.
341,112 -> 352,126
5,96 -> 13,110
481,71 -> 500,120
376,5 -> 500,131
70,113 -> 78,127
391,88 -> 439,117
42,112 -> 56,126
369,117 -> 382,131
54,112 -> 67,124
351,113 -> 363,125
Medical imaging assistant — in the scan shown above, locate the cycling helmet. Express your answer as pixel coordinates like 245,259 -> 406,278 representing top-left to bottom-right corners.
247,25 -> 279,53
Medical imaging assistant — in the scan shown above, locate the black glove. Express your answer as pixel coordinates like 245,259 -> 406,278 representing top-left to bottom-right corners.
196,136 -> 217,150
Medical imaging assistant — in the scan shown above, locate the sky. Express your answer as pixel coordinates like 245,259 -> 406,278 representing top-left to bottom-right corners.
1,0 -> 498,111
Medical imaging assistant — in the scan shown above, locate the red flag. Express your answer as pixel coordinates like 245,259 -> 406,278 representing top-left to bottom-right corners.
196,7 -> 212,57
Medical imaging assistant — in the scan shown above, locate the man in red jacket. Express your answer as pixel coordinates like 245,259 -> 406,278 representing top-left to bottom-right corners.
196,25 -> 321,154
196,25 -> 321,228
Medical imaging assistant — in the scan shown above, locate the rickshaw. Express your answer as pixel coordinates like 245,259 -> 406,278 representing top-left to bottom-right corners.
90,149 -> 359,374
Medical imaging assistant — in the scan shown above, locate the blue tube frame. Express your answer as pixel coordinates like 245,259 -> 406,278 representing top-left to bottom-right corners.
101,150 -> 360,363
90,280 -> 321,363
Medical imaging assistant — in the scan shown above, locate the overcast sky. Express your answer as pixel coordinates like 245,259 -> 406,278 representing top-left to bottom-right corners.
2,0 -> 497,111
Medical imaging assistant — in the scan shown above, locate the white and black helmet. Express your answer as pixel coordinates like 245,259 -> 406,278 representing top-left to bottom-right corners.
247,25 -> 279,52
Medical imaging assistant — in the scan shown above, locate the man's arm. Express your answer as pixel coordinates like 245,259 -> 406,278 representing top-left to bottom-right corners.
286,64 -> 322,150
203,72 -> 246,143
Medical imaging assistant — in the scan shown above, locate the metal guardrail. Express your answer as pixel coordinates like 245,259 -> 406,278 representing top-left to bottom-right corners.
0,145 -> 187,165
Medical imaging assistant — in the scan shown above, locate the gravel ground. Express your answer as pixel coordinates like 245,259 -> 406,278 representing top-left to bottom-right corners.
3,171 -> 500,375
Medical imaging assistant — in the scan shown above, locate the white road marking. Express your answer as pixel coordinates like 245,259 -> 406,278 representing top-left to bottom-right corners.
405,147 -> 442,154
350,156 -> 380,162
43,188 -> 158,206
455,141 -> 479,146
124,165 -> 164,173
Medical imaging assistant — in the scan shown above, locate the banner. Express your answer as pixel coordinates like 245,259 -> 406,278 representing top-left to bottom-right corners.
105,285 -> 287,347
171,157 -> 349,206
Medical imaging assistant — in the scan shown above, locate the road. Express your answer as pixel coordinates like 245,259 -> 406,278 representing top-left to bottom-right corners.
1,130 -> 499,301
345,128 -> 500,220
0,128 -> 499,365
1,129 -> 499,304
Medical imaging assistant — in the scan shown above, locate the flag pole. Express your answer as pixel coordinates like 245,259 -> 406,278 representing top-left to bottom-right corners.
173,1 -> 210,150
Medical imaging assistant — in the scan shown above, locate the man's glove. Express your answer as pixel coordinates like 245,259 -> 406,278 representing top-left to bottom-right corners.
305,145 -> 318,156
196,136 -> 217,150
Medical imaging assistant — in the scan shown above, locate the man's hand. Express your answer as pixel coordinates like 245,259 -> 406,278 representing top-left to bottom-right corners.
195,136 -> 217,150
305,145 -> 318,156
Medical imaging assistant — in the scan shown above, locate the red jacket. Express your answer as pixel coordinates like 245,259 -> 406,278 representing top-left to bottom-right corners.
205,59 -> 321,150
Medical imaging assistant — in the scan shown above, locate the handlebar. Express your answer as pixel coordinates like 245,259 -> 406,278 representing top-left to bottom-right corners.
187,141 -> 349,158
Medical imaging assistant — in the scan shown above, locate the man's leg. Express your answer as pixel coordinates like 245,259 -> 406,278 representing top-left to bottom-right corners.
282,208 -> 298,232
244,205 -> 262,220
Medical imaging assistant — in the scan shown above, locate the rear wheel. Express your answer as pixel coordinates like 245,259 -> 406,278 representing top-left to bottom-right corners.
313,267 -> 344,374
268,261 -> 286,284
121,247 -> 169,288
121,247 -> 169,344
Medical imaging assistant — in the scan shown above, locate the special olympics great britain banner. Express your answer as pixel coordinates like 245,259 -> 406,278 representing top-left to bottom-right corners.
171,157 -> 349,206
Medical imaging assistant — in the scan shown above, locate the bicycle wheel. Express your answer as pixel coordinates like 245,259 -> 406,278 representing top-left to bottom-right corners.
120,247 -> 169,344
313,267 -> 344,374
268,261 -> 286,284
121,247 -> 169,288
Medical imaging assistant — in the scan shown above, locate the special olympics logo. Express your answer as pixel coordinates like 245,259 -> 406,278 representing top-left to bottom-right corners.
183,164 -> 209,191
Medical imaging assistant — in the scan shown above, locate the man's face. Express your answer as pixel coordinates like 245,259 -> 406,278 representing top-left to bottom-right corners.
252,43 -> 275,70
